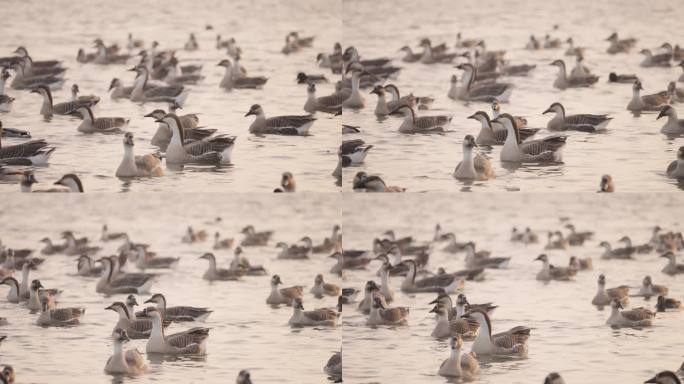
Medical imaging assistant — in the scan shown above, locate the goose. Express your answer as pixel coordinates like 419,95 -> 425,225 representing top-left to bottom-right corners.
236,370 -> 254,384
39,237 -> 66,255
353,171 -> 405,192
564,37 -> 585,56
30,85 -> 94,116
324,351 -> 342,379
245,104 -> 315,135
357,281 -> 387,314
564,224 -> 593,242
105,301 -> 170,338
62,231 -> 97,255
399,46 -> 422,62
127,33 -> 144,50
375,262 -> 395,303
340,139 -> 372,165
108,78 -> 133,99
163,57 -> 204,85
36,296 -> 84,327
522,228 -> 539,244
618,236 -> 653,254
627,80 -> 669,112
229,247 -> 266,276
70,84 -> 100,106
467,111 -> 538,145
240,225 -> 272,246
453,135 -> 495,181
184,33 -> 199,51
96,258 -> 154,294
399,260 -> 464,294
645,371 -> 682,384
465,243 -> 510,269
442,234 -> 471,254
157,114 -> 236,165
599,174 -> 615,192
0,366 -> 13,383
433,224 -> 455,242
93,40 -> 130,64
606,300 -> 655,328
658,106 -> 684,135
438,335 -> 480,379
341,63 -> 367,109
266,275 -> 303,305
289,298 -> 338,327
367,297 -> 409,326
419,39 -> 460,64
27,279 -> 59,310
213,232 -> 234,249
145,108 -> 208,150
143,307 -> 209,355
0,74 -> 14,112
544,35 -> 562,49
129,66 -> 189,105
608,72 -> 639,83
0,277 -> 21,303
545,372 -> 566,384
456,32 -> 482,48
640,49 -> 672,67
526,35 -> 541,50
661,252 -> 684,275
635,276 -> 668,298
104,328 -> 147,375
430,303 -> 480,340
550,60 -> 598,89
568,54 -> 592,80
430,293 -> 496,321
668,81 -> 684,102
463,309 -> 530,356
217,59 -> 267,90
495,114 -> 566,163
330,252 -> 372,275
71,106 -> 127,134
101,224 -> 126,241
115,132 -> 163,177
276,241 -> 310,260
535,254 -> 577,281
296,72 -> 327,84
12,47 -> 62,68
455,64 -> 513,102
491,100 -> 527,128
0,121 -> 30,140
77,48 -> 97,63
143,293 -> 212,322
303,83 -> 345,114
311,274 -> 340,298
543,102 -> 612,132
389,105 -> 449,133
599,241 -> 634,260
666,146 -> 684,179
606,33 -> 636,54
370,85 -> 407,116
384,84 -> 434,111
592,274 -> 629,307
9,61 -> 65,90
20,172 -> 83,193
77,255 -> 102,277
200,253 -> 244,281
656,295 -> 681,312
131,247 -> 179,270
568,256 -> 593,271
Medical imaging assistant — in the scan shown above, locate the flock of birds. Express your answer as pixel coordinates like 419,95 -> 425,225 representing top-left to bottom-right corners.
335,221 -> 683,383
335,31 -> 684,192
0,223 -> 344,383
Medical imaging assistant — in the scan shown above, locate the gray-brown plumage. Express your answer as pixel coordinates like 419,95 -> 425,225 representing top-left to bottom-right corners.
72,106 -> 127,134
656,295 -> 682,312
304,83 -> 347,114
139,293 -> 212,322
30,85 -> 96,116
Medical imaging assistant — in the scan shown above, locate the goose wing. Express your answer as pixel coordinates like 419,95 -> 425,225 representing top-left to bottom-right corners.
0,139 -> 48,159
565,114 -> 610,126
125,349 -> 145,368
380,307 -> 409,322
667,160 -> 678,176
492,326 -> 530,348
165,306 -> 211,319
93,117 -> 128,132
414,274 -> 455,288
642,93 -> 669,107
414,115 -> 451,130
144,85 -> 184,98
184,135 -> 236,156
519,135 -> 566,156
130,318 -> 154,333
567,75 -> 599,87
621,307 -> 655,321
265,115 -> 315,128
50,307 -> 84,321
549,265 -> 576,279
280,286 -> 304,300
474,154 -> 494,178
469,83 -> 511,98
111,274 -> 153,288
341,139 -> 365,154
166,327 -> 210,348
234,77 -> 268,88
318,89 -> 351,107
185,128 -> 216,141
304,309 -> 337,322
1,127 -> 31,138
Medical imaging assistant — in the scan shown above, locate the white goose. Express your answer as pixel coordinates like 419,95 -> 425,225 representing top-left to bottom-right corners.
104,328 -> 148,375
453,135 -> 495,180
437,335 -> 480,379
115,132 -> 163,177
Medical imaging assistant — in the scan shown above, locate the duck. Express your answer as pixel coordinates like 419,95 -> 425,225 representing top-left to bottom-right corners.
96,257 -> 154,294
36,295 -> 85,327
367,297 -> 409,326
143,307 -> 209,355
399,260 -> 464,294
608,72 -> 639,84
454,63 -> 513,102
104,328 -> 147,375
568,256 -> 593,271
430,302 -> 480,339
245,104 -> 315,135
115,132 -> 163,177
353,171 -> 405,192
645,371 -> 682,384
453,135 -> 495,181
229,247 -> 267,276
666,146 -> 684,179
606,299 -> 655,328
535,254 -> 577,281
591,274 -> 629,307
266,275 -> 303,306
495,114 -> 566,163
627,80 -> 669,112
20,172 -> 83,193
463,309 -> 530,356
311,274 -> 340,298
657,106 -> 684,135
303,83 -> 344,114
143,293 -> 212,322
389,105 -> 449,134
550,60 -> 598,89
656,295 -> 682,312
157,113 -> 236,165
200,253 -> 245,281
606,33 -> 636,54
599,241 -> 634,260
288,298 -> 338,327
71,106 -> 127,134
438,335 -> 480,379
467,111 -> 538,146
240,225 -> 272,246
661,252 -> 684,275
543,102 -> 612,132
217,59 -> 267,90
76,255 -> 102,277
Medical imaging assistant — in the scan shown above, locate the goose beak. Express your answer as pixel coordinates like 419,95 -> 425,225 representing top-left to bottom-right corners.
656,108 -> 668,120
542,107 -> 552,114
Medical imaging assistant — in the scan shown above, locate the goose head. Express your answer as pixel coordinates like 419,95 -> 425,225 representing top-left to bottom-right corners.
657,105 -> 675,120
535,254 -> 549,263
644,370 -> 682,384
600,174 -> 614,193
292,297 -> 304,310
113,328 -> 131,343
237,370 -> 253,384
543,102 -> 565,116
271,274 -> 283,287
199,252 -> 216,263
281,172 -> 295,190
54,174 -> 84,192
244,104 -> 263,118
462,134 -> 477,150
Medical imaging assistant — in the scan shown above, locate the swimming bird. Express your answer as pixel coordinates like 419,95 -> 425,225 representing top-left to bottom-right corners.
30,85 -> 93,116
465,243 -> 509,269
76,255 -> 102,277
599,174 -> 615,192
544,35 -> 561,49
245,104 -> 315,136
9,61 -> 65,90
374,262 -> 395,303
599,241 -> 634,260
115,133 -> 163,177
240,225 -> 272,246
101,224 -> 126,242
340,139 -> 372,166
543,102 -> 612,132
37,295 -> 84,327
467,111 -> 538,145
27,279 -> 59,310
635,276 -> 668,298
200,253 -> 244,281
592,274 -> 629,307
463,309 -> 530,356
656,295 -> 682,312
71,84 -> 100,106
0,277 -> 22,303
145,108 -> 211,150
568,54 -> 593,81
289,298 -> 337,327
341,63 -> 367,109
657,106 -> 684,135
0,121 -> 30,140
389,105 -> 449,133
661,252 -> 684,275
666,146 -> 684,179
106,301 -> 170,338
157,114 -> 235,165
296,72 -> 327,84
213,232 -> 233,250
266,275 -> 303,306
218,59 -> 267,90
399,260 -> 464,294
0,366 -> 13,383
20,172 -> 83,193
430,302 -> 480,339
627,80 -> 669,112
357,281 -> 386,314
453,135 -> 495,181
606,299 -> 655,328
353,171 -> 405,192
71,106 -> 128,134
143,293 -> 212,322
568,256 -> 593,271
495,114 -> 566,163
367,296 -> 409,326
545,372 -> 566,384
229,247 -> 266,276
564,38 -> 585,56
644,371 -> 682,384
606,33 -> 636,54
618,236 -> 653,254
143,307 -> 209,355
550,59 -> 598,89
303,83 -> 345,114
236,370 -> 253,384
276,241 -> 310,260
104,328 -> 147,375
419,39 -> 460,64
384,84 -> 434,111
454,64 -> 513,102
399,46 -> 422,62
640,48 -> 672,67
456,32 -> 482,48
330,252 -> 372,275
311,274 -> 340,298
96,258 -> 154,294
129,66 -> 189,105
0,128 -> 51,165
609,72 -> 639,83
535,254 -> 577,281
526,35 -> 541,50
438,335 -> 480,379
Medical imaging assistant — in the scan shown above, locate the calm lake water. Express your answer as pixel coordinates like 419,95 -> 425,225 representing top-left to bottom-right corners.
342,193 -> 684,383
0,0 -> 341,193
0,194 -> 341,383
342,0 -> 684,193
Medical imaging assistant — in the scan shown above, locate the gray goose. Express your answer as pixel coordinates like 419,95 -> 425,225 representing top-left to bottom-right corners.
9,62 -> 64,90
70,84 -> 100,105
217,59 -> 267,90
140,293 -> 212,322
245,104 -> 315,135
550,60 -> 598,89
303,83 -> 345,114
157,113 -> 236,165
467,111 -> 538,146
389,105 -> 450,134
129,66 -> 189,105
72,106 -> 128,134
30,85 -> 97,116
340,139 -> 372,165
543,102 -> 612,132
627,80 -> 669,112
455,63 -> 513,102
352,171 -> 405,192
